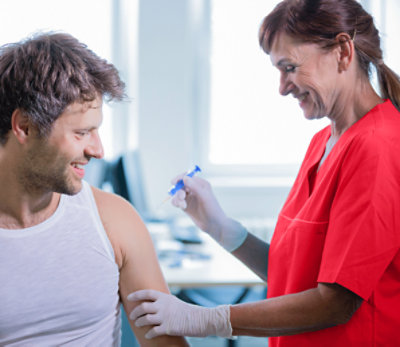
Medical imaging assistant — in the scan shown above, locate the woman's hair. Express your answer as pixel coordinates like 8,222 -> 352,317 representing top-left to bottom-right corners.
0,32 -> 126,144
259,0 -> 400,111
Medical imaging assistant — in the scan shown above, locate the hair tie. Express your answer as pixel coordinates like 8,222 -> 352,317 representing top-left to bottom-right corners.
352,29 -> 357,41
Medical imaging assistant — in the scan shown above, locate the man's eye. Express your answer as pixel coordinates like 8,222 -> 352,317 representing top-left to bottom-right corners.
76,131 -> 89,137
285,65 -> 296,73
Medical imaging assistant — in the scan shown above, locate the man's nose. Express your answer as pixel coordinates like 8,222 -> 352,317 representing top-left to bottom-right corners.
85,131 -> 104,159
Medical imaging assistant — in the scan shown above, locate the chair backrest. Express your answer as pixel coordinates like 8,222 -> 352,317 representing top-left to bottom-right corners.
85,151 -> 153,221
121,151 -> 149,218
106,151 -> 151,220
84,158 -> 109,189
105,156 -> 129,200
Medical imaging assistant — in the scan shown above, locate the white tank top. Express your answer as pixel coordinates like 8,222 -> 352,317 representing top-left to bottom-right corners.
0,181 -> 121,346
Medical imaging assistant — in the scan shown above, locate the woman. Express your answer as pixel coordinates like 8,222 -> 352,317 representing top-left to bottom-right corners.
128,0 -> 400,345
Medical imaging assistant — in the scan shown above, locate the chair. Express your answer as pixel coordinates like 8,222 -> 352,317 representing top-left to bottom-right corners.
105,151 -> 168,223
83,158 -> 109,188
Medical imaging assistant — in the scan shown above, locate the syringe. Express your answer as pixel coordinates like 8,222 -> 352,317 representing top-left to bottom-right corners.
160,165 -> 202,205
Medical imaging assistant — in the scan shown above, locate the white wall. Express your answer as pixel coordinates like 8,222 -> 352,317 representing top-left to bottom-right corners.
137,0 -> 196,218
136,0 -> 291,222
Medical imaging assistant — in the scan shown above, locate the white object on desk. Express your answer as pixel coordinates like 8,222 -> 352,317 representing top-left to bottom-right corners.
148,223 -> 265,288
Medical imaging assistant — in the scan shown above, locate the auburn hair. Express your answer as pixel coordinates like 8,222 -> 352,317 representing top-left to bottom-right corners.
259,0 -> 400,111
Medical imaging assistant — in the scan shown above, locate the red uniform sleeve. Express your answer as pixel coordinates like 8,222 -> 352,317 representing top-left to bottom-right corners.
317,133 -> 400,300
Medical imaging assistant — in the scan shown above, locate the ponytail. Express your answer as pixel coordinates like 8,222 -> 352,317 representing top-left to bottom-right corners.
376,62 -> 400,111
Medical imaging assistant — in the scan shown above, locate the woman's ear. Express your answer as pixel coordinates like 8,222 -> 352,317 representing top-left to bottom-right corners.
335,32 -> 354,72
11,109 -> 31,144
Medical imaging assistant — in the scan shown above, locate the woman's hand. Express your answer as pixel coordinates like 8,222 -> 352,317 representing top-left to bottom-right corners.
127,289 -> 232,339
172,175 -> 247,252
171,175 -> 228,237
170,175 -> 248,251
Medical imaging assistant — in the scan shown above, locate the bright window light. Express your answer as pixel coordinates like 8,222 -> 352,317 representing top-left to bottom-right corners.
209,0 -> 329,167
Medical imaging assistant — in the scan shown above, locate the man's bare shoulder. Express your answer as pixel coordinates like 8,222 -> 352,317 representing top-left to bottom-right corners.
90,185 -> 149,267
90,185 -> 144,226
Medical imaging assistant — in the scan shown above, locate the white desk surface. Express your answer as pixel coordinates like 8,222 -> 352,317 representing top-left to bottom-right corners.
148,222 -> 266,289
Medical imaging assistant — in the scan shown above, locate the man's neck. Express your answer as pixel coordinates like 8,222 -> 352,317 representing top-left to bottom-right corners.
0,151 -> 61,229
0,189 -> 61,229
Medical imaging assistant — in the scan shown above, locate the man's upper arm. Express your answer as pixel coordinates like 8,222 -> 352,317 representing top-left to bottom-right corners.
92,187 -> 188,346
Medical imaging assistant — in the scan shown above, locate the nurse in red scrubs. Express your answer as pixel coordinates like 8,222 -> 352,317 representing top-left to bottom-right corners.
128,0 -> 400,345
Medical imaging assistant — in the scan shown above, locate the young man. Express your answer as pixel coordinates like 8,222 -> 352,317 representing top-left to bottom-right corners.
0,32 -> 187,346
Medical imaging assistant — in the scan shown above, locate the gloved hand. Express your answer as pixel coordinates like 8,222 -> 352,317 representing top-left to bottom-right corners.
127,289 -> 232,339
171,175 -> 248,252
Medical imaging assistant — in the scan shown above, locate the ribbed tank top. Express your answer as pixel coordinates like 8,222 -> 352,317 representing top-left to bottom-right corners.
0,181 -> 121,346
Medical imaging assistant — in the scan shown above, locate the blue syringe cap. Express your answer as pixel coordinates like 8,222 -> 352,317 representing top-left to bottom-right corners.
191,165 -> 201,174
167,165 -> 201,196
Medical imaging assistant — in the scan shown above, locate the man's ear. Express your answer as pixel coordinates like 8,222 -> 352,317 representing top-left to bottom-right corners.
11,109 -> 31,144
335,32 -> 354,72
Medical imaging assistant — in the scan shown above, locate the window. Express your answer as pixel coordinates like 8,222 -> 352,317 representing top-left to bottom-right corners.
204,0 -> 399,177
206,0 -> 329,176
365,0 -> 400,73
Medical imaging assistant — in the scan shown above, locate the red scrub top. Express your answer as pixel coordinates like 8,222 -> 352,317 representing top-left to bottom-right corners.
268,100 -> 400,347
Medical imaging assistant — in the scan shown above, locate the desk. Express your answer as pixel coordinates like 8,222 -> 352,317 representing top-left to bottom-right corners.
147,222 -> 266,289
148,222 -> 267,347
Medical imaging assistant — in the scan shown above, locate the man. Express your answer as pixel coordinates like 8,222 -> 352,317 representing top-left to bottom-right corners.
0,32 -> 187,346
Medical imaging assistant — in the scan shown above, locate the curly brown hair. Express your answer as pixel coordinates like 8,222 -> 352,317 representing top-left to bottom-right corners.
0,32 -> 126,144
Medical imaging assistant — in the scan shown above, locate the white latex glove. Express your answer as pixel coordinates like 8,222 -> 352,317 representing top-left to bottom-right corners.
171,175 -> 248,252
127,289 -> 232,339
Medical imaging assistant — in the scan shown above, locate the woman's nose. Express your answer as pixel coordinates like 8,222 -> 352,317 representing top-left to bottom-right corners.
279,73 -> 294,96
